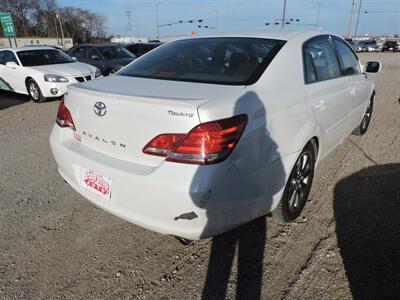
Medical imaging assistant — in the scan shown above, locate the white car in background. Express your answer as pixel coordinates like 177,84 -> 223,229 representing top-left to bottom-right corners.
50,31 -> 380,241
0,46 -> 101,102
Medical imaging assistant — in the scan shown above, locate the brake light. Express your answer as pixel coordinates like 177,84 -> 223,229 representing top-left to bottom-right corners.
143,134 -> 185,156
143,114 -> 247,165
56,98 -> 75,131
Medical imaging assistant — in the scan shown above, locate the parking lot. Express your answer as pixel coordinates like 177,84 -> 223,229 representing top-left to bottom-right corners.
0,52 -> 399,299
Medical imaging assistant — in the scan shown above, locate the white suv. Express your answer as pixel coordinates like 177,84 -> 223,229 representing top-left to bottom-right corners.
50,31 -> 380,240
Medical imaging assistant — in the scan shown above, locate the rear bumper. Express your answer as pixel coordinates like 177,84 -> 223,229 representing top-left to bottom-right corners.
50,126 -> 295,240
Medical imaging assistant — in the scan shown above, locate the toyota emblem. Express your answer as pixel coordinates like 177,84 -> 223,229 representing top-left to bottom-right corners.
94,101 -> 107,116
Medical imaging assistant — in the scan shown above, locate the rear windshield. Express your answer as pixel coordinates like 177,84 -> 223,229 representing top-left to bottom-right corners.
119,37 -> 286,85
17,49 -> 74,66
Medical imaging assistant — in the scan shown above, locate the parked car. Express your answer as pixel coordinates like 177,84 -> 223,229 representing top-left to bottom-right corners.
0,46 -> 100,102
382,40 -> 398,52
50,31 -> 381,240
356,40 -> 379,52
68,44 -> 136,76
123,42 -> 162,57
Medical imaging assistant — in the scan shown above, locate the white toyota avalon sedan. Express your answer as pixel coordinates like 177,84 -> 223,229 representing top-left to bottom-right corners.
50,31 -> 380,240
0,46 -> 101,102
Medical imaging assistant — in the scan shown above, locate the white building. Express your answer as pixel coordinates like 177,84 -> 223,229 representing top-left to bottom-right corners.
0,37 -> 73,49
111,36 -> 149,44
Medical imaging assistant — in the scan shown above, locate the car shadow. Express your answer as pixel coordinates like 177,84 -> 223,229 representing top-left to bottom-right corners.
0,91 -> 30,110
189,92 -> 286,299
334,164 -> 400,298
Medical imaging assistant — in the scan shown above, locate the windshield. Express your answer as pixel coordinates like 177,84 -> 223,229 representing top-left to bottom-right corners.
119,37 -> 286,85
17,49 -> 74,66
97,46 -> 135,59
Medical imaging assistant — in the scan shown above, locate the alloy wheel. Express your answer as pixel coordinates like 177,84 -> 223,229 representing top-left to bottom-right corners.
29,82 -> 39,100
288,152 -> 313,213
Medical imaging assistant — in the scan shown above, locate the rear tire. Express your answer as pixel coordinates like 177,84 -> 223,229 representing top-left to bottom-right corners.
272,143 -> 315,222
352,94 -> 374,136
27,79 -> 46,103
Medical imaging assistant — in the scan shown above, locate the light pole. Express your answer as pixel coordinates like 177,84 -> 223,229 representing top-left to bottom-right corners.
282,0 -> 287,29
208,8 -> 218,31
315,2 -> 321,29
56,12 -> 65,47
155,0 -> 166,39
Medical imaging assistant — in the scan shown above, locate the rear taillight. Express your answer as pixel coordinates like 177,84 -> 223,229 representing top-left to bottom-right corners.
143,114 -> 247,165
56,98 -> 75,131
143,134 -> 186,157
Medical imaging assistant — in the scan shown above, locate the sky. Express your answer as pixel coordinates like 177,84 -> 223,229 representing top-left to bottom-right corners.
58,0 -> 400,38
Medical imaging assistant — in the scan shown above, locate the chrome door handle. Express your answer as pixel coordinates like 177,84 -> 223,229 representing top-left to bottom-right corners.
315,100 -> 326,110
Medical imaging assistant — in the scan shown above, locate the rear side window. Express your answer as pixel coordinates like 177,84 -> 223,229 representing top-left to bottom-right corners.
304,49 -> 317,83
119,38 -> 286,85
0,51 -> 5,65
304,37 -> 341,82
334,39 -> 360,75
4,51 -> 19,65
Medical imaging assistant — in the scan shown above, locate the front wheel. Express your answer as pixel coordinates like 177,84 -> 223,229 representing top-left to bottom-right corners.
352,94 -> 374,136
27,79 -> 46,103
272,143 -> 315,222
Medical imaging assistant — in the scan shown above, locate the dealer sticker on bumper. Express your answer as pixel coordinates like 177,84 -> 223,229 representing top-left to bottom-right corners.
81,168 -> 112,200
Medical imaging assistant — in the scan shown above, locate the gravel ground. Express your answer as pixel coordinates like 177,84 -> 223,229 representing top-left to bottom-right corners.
0,53 -> 399,299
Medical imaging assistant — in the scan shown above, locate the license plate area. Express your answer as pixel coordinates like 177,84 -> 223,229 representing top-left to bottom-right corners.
81,168 -> 112,200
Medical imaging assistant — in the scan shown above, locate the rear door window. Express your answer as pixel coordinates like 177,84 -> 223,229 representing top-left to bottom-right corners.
333,39 -> 360,75
304,37 -> 341,82
85,47 -> 100,60
71,47 -> 85,58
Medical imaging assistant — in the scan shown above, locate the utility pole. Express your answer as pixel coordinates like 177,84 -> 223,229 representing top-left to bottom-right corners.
282,0 -> 287,28
316,2 -> 321,29
124,11 -> 133,42
354,0 -> 363,38
54,16 -> 59,45
155,0 -> 166,39
346,0 -> 356,38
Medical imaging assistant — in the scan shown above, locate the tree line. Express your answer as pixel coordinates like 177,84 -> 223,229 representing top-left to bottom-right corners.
0,0 -> 108,43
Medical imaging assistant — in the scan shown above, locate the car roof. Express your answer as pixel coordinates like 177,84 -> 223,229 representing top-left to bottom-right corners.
168,30 -> 333,42
73,44 -> 121,47
0,46 -> 57,52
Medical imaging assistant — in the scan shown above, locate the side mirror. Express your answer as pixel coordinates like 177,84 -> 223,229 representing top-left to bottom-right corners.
365,61 -> 381,73
71,56 -> 78,62
6,61 -> 19,69
91,55 -> 100,60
